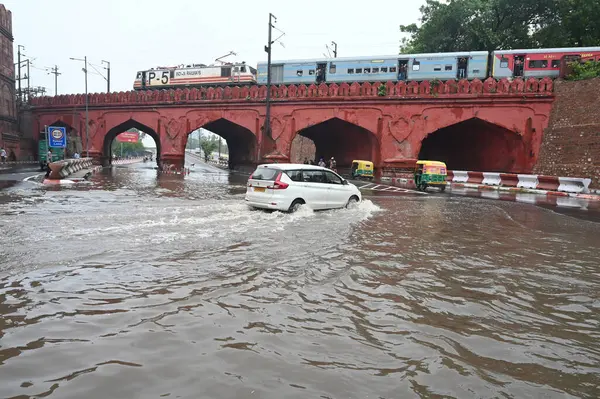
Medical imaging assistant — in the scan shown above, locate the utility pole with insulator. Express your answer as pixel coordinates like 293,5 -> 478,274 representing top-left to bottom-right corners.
17,45 -> 24,102
49,65 -> 61,95
264,13 -> 276,139
102,60 -> 110,93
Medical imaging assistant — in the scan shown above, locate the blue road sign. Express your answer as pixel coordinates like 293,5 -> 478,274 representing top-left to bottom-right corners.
48,126 -> 67,148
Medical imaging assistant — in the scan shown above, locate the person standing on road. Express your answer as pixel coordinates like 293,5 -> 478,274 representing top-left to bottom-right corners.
0,148 -> 6,163
329,157 -> 337,173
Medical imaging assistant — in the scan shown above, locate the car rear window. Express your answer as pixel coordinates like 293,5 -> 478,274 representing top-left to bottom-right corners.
251,167 -> 280,180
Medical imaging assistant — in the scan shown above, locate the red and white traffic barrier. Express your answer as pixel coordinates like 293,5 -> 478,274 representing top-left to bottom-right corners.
446,171 -> 591,194
159,166 -> 191,175
112,157 -> 144,165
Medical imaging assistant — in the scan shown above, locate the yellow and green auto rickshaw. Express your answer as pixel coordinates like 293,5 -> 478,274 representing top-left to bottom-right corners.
351,160 -> 374,179
414,160 -> 447,191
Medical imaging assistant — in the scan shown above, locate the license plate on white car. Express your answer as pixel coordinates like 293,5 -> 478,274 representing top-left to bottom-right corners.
254,187 -> 265,193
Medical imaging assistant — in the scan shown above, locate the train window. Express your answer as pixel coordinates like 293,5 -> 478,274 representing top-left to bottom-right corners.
309,69 -> 315,75
136,72 -> 142,79
390,67 -> 397,73
234,67 -> 239,72
170,70 -> 175,78
250,67 -> 257,75
381,67 -> 388,73
329,64 -> 336,73
500,57 -> 509,68
434,64 -> 442,71
445,65 -> 453,71
529,60 -> 548,68
473,69 -> 480,74
297,70 -> 303,76
412,60 -> 421,71
364,68 -> 371,73
372,67 -> 379,73
348,68 -> 354,74
241,66 -> 247,72
356,68 -> 362,73
551,60 -> 561,68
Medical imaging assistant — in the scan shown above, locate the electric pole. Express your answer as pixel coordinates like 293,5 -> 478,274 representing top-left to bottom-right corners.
332,41 -> 338,58
26,60 -> 30,102
49,65 -> 61,95
264,13 -> 276,139
17,45 -> 24,102
102,60 -> 111,92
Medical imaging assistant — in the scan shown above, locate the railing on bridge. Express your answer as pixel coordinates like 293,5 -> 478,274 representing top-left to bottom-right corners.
30,77 -> 554,107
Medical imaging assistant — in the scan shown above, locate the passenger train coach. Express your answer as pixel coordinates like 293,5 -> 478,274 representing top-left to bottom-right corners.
133,47 -> 600,90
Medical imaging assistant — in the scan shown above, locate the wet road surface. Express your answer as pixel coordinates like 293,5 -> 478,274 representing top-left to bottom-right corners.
1,161 -> 599,399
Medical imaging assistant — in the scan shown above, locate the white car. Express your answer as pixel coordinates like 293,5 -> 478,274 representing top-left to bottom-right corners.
245,163 -> 362,212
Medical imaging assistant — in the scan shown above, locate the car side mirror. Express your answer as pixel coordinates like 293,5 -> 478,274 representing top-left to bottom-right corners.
342,179 -> 349,185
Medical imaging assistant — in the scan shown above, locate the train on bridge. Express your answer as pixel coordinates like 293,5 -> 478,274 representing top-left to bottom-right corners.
133,46 -> 600,90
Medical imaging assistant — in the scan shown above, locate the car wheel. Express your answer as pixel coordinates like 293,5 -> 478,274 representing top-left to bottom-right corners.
440,184 -> 446,192
288,199 -> 304,213
346,196 -> 360,209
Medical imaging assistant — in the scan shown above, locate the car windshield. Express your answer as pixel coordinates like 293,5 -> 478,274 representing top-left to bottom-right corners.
251,167 -> 280,180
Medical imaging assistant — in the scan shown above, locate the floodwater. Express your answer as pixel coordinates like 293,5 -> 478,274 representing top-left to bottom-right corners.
1,160 -> 599,399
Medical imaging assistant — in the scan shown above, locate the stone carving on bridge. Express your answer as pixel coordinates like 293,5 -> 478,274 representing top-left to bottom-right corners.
30,78 -> 555,108
160,116 -> 186,150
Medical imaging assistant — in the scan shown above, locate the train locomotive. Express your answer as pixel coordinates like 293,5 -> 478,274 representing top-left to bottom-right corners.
133,46 -> 600,90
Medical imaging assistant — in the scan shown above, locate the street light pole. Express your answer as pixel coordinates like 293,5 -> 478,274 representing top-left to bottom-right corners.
70,56 -> 89,156
264,13 -> 276,139
102,60 -> 110,93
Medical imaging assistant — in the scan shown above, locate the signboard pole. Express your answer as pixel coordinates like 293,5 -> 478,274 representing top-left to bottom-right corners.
44,125 -> 49,162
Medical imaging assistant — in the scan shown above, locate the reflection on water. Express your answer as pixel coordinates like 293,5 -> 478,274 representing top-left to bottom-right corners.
0,163 -> 599,399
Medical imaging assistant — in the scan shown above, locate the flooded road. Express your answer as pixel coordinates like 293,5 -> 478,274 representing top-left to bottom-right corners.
1,162 -> 599,399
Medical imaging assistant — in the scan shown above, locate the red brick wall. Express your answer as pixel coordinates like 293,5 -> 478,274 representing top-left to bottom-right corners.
290,135 -> 316,163
534,78 -> 600,188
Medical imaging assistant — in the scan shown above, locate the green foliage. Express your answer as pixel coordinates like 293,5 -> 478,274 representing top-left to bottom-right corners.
566,60 -> 600,81
200,140 -> 218,159
400,0 -> 600,53
377,83 -> 387,96
111,140 -> 145,155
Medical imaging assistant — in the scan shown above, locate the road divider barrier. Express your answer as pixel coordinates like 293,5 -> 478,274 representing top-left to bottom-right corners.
445,171 -> 591,194
160,165 -> 191,175
47,158 -> 93,179
112,157 -> 144,165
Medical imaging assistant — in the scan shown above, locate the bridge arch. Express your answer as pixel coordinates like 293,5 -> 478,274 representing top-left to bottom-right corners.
103,119 -> 160,166
417,117 -> 528,173
290,117 -> 380,173
188,118 -> 258,169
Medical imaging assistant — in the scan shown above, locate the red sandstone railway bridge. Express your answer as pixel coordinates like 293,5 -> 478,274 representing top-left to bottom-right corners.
29,77 -> 554,174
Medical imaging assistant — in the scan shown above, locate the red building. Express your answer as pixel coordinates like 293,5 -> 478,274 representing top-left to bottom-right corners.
0,4 -> 17,160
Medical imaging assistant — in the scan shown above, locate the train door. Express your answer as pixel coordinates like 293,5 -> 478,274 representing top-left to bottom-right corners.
457,57 -> 468,79
221,66 -> 232,80
316,62 -> 327,83
397,59 -> 408,80
141,71 -> 147,89
270,64 -> 284,84
513,55 -> 525,77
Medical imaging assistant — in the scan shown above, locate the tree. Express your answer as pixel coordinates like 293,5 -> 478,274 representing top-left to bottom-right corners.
400,0 -> 600,53
200,140 -> 218,161
111,140 -> 145,156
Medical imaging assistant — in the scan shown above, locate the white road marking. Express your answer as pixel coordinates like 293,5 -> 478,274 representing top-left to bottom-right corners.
358,183 -> 427,195
23,173 -> 45,182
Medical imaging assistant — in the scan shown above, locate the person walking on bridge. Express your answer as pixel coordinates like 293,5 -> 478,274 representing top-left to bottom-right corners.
0,148 -> 6,163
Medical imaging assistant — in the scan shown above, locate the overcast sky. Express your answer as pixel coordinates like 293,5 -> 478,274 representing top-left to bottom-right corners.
5,0 -> 425,96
